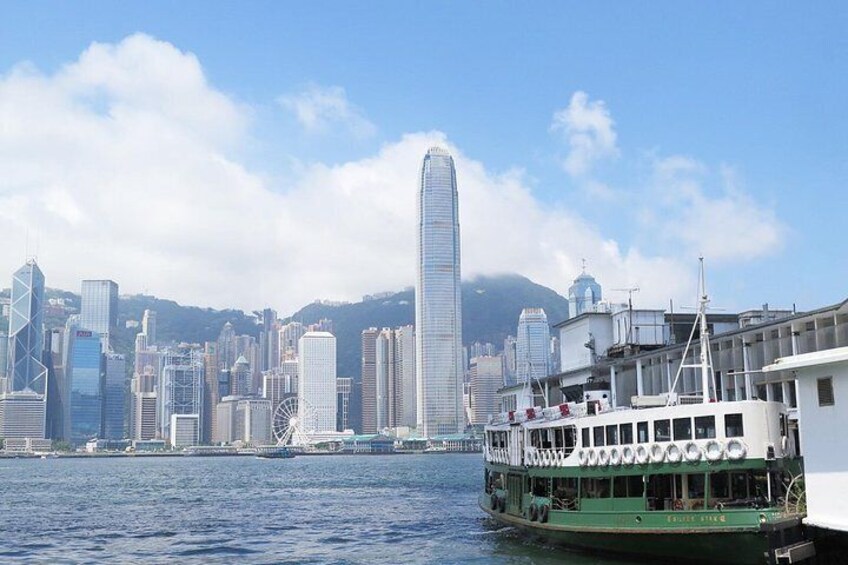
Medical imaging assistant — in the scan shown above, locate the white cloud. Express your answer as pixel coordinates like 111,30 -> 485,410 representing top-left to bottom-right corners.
551,91 -> 619,176
0,34 -> 735,315
278,84 -> 376,138
647,156 -> 785,261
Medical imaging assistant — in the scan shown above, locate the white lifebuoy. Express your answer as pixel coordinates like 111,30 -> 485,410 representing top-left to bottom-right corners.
650,443 -> 666,463
635,445 -> 649,465
704,440 -> 723,462
556,450 -> 565,467
544,450 -> 553,467
726,439 -> 747,461
578,449 -> 589,467
666,444 -> 683,463
598,449 -> 610,467
683,441 -> 701,463
622,445 -> 635,466
609,447 -> 622,466
587,449 -> 598,467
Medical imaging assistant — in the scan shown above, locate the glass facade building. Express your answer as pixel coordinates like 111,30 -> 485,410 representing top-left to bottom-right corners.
103,353 -> 126,440
7,260 -> 48,396
160,349 -> 204,441
415,147 -> 464,436
516,308 -> 551,384
67,328 -> 103,445
80,280 -> 118,352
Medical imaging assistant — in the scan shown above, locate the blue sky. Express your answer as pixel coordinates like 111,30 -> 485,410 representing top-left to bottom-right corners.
0,3 -> 846,313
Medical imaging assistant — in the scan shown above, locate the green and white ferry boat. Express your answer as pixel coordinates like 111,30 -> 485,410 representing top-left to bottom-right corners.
481,265 -> 807,564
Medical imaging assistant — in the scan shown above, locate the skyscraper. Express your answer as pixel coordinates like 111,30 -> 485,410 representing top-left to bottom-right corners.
80,280 -> 118,352
65,327 -> 103,445
516,308 -> 551,384
102,353 -> 126,440
7,260 -> 48,396
298,331 -> 336,434
415,147 -> 463,436
469,355 -> 504,426
395,325 -> 416,428
141,309 -> 157,346
360,327 -> 379,434
3,260 -> 48,440
568,269 -> 602,318
160,348 -> 204,441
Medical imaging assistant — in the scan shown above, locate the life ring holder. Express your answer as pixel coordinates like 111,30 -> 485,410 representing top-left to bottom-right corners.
726,439 -> 747,461
649,443 -> 665,463
683,441 -> 701,463
621,445 -> 635,466
666,443 -> 683,464
704,440 -> 724,462
609,447 -> 622,466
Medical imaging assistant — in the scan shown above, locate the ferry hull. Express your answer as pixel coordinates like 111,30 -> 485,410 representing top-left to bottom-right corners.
480,497 -> 799,564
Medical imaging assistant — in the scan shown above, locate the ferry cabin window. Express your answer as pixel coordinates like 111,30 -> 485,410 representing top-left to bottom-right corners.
654,419 -> 671,442
673,417 -> 692,441
724,414 -> 744,438
581,477 -> 610,499
694,416 -> 716,439
606,425 -> 619,446
637,421 -> 649,443
710,472 -> 729,499
620,423 -> 633,444
594,426 -> 606,447
582,428 -> 590,447
613,475 -> 644,498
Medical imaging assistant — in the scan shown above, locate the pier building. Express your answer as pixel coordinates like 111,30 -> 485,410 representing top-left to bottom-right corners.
502,297 -> 848,453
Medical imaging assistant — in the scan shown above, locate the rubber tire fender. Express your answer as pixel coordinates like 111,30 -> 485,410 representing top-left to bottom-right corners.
539,504 -> 549,523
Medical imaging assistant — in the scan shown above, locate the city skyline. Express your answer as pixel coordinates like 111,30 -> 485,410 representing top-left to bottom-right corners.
1,5 -> 845,315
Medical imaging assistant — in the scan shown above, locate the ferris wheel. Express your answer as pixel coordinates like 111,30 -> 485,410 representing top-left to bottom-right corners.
273,396 -> 317,447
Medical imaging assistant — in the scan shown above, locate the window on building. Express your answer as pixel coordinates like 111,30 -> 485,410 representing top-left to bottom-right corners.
594,426 -> 605,447
637,421 -> 649,443
673,418 -> 692,441
654,419 -> 671,442
606,425 -> 619,446
817,377 -> 835,406
694,416 -> 716,439
620,423 -> 633,444
724,413 -> 744,438
771,383 -> 784,403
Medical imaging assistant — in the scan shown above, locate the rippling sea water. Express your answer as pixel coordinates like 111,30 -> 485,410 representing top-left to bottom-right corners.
0,453 -> 639,564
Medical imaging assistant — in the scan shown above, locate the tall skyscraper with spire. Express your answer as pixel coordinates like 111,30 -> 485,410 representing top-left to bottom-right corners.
515,308 -> 551,384
415,147 -> 463,436
7,260 -> 48,396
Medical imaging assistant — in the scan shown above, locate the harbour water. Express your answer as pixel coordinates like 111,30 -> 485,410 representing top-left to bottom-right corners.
0,453 -> 640,564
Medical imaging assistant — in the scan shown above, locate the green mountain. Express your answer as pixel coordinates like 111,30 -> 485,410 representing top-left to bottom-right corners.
287,274 -> 569,379
2,274 -> 569,380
